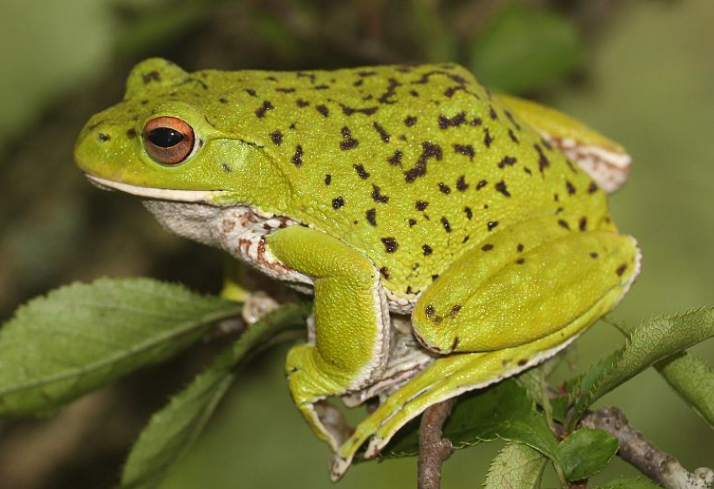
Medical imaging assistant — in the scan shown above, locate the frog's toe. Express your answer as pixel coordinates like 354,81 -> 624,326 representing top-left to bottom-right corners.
313,400 -> 352,449
364,436 -> 386,459
331,422 -> 383,479
366,398 -> 443,458
329,454 -> 354,482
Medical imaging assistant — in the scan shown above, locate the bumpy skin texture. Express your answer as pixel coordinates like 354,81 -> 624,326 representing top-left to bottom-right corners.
75,59 -> 640,480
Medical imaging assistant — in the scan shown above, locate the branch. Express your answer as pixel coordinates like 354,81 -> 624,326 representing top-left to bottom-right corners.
580,406 -> 714,489
418,398 -> 458,489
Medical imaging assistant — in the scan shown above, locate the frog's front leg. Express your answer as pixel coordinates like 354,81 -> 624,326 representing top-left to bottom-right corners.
265,225 -> 390,451
332,216 -> 641,479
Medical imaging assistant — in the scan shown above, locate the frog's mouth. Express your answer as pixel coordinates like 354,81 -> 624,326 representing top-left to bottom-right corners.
85,174 -> 227,203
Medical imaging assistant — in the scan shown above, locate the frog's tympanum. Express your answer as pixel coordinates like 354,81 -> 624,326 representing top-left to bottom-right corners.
75,59 -> 640,479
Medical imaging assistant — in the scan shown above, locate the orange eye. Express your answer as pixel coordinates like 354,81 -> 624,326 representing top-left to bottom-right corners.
143,116 -> 195,165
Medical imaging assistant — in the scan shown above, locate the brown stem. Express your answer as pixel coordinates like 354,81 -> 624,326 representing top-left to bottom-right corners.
580,407 -> 714,489
418,398 -> 458,489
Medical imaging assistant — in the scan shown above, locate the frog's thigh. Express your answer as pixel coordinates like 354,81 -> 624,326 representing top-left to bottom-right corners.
495,93 -> 631,193
266,225 -> 389,450
413,228 -> 640,355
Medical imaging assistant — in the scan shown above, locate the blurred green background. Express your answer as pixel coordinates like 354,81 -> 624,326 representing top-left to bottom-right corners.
0,0 -> 712,488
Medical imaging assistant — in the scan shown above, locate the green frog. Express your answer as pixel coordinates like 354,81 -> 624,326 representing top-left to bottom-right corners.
75,58 -> 640,480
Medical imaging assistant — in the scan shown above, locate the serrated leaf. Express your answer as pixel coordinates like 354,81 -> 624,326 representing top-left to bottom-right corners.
121,302 -> 309,489
571,308 -> 714,423
383,379 -> 561,464
551,399 -> 572,425
0,278 -> 241,417
484,442 -> 548,489
610,319 -> 714,431
595,477 -> 663,489
470,4 -> 582,93
121,357 -> 234,489
560,428 -> 618,481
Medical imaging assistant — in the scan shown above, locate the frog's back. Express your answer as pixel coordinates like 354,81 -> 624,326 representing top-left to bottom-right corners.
196,64 -> 608,302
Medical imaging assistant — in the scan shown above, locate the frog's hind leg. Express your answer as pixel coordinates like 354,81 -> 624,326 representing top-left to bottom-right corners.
332,217 -> 641,480
495,93 -> 631,193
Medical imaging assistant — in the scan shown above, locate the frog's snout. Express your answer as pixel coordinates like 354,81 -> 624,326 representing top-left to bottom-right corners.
74,118 -> 130,176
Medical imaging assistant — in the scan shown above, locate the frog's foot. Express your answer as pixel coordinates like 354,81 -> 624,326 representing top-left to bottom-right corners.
286,344 -> 361,452
331,322 -> 585,481
330,352 -> 477,480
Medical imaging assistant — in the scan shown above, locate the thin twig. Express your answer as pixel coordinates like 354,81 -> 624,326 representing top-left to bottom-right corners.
418,398 -> 458,489
580,406 -> 714,489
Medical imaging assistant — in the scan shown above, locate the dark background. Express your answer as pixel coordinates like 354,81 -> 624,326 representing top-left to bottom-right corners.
0,0 -> 712,488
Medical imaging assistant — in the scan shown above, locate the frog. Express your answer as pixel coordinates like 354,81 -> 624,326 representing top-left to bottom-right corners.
74,58 -> 641,480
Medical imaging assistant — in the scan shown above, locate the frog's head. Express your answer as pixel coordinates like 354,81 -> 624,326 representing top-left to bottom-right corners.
75,58 -> 288,210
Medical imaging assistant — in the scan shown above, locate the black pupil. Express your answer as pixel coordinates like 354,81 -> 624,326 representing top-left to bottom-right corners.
147,127 -> 184,148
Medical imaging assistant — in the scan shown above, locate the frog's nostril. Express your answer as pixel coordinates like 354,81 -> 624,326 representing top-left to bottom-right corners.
97,132 -> 112,143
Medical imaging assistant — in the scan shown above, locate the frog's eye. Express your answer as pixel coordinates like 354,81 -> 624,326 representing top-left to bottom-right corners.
143,116 -> 195,165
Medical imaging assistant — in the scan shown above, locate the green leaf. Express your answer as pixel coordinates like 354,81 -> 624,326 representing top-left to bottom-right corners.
550,395 -> 571,424
571,307 -> 714,423
121,302 -> 309,489
470,4 -> 582,93
0,278 -> 241,417
121,356 -> 234,489
595,478 -> 663,489
384,379 -> 561,464
609,318 -> 714,431
484,442 -> 548,489
560,428 -> 619,481
656,352 -> 714,430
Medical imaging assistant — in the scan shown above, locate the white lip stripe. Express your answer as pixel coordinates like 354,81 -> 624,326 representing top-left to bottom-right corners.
85,174 -> 226,202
